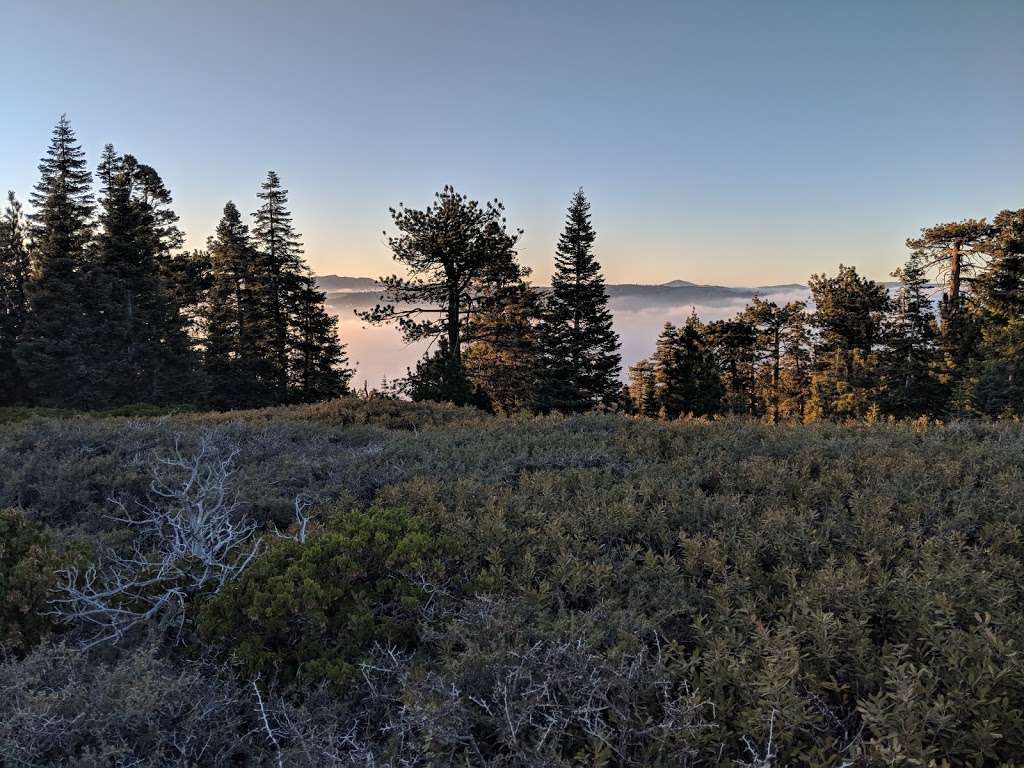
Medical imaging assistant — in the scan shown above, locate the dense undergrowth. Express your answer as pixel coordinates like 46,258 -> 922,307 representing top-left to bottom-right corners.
2,398 -> 1024,765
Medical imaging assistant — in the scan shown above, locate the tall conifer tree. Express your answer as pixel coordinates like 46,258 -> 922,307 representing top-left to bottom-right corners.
359,186 -> 524,406
535,190 -> 621,412
288,274 -> 351,402
0,192 -> 30,404
653,314 -> 721,419
973,209 -> 1024,415
741,298 -> 805,423
706,316 -> 757,416
251,171 -> 304,400
806,265 -> 890,420
877,252 -> 945,418
906,220 -> 992,385
87,145 -> 196,405
204,202 -> 272,408
17,116 -> 95,406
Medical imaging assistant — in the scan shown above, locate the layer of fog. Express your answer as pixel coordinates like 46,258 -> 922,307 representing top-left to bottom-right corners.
331,286 -> 809,391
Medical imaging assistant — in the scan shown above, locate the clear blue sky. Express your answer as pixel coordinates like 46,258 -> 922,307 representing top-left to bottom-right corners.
2,1 -> 1021,285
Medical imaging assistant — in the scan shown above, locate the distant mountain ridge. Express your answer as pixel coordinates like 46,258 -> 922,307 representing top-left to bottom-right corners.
316,275 -> 381,292
317,275 -> 809,309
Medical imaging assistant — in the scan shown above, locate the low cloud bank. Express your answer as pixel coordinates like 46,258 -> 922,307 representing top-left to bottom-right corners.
328,286 -> 810,390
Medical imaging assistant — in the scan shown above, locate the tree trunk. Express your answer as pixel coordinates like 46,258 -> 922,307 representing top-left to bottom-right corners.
772,329 -> 781,424
949,241 -> 962,314
447,286 -> 460,366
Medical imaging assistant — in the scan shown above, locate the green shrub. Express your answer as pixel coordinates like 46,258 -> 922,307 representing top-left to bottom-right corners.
198,503 -> 452,687
0,508 -> 61,654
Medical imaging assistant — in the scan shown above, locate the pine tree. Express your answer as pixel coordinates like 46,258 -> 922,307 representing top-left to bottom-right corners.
627,358 -> 658,417
288,274 -> 351,402
653,314 -> 721,419
535,190 -> 621,412
779,301 -> 813,421
464,279 -> 539,414
204,202 -> 273,408
251,171 -> 304,400
0,192 -> 30,404
653,322 -> 683,418
17,115 -> 94,406
806,265 -> 889,420
906,220 -> 991,318
707,316 -> 757,416
973,209 -> 1024,416
359,186 -> 525,406
809,264 -> 890,355
85,146 -> 196,405
906,220 -> 992,385
877,252 -> 945,418
82,144 -> 135,405
741,298 -> 805,423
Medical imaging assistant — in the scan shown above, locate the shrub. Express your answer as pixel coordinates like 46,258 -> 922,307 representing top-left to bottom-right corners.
0,508 -> 61,654
0,643 -> 257,766
198,503 -> 452,687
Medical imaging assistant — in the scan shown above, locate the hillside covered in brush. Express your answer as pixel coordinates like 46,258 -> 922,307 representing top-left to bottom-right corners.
2,398 -> 1024,765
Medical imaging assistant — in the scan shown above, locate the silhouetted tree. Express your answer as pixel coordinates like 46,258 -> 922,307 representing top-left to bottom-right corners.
252,171 -> 304,400
535,190 -> 621,412
0,192 -> 29,404
973,209 -> 1024,416
86,145 -> 196,405
163,248 -> 213,345
204,202 -> 273,408
288,274 -> 351,402
403,338 -> 484,407
17,116 -> 94,406
359,186 -> 525,406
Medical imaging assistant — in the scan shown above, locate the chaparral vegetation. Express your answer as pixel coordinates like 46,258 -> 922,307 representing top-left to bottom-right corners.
1,398 -> 1024,766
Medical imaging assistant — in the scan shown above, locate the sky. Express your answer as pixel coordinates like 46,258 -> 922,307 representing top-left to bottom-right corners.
2,1 -> 1022,286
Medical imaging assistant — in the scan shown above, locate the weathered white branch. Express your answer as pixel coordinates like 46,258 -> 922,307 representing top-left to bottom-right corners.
54,432 -> 261,648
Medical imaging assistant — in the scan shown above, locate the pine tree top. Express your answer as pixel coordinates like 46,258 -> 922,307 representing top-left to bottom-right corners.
252,170 -> 304,265
29,115 -> 94,238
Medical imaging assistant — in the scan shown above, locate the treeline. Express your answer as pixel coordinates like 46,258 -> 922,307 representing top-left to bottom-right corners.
4,117 -> 1021,421
0,116 -> 349,410
364,184 -> 1023,421
628,212 -> 1024,422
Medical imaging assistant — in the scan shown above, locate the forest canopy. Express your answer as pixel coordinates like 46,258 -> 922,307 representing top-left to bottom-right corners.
3,116 -> 1023,421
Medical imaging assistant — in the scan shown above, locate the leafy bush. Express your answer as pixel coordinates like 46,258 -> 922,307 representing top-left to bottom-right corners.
198,503 -> 452,687
0,508 -> 61,654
